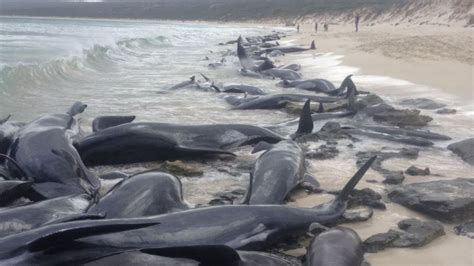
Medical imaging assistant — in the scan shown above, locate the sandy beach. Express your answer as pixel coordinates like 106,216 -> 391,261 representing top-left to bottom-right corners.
1,7 -> 474,265
270,21 -> 474,266
291,23 -> 473,101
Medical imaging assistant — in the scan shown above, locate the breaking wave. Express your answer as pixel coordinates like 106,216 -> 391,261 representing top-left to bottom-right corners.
0,36 -> 170,90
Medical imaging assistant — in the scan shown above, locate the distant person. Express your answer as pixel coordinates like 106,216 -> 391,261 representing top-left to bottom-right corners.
324,23 -> 328,32
315,22 -> 318,33
355,14 -> 360,32
297,24 -> 300,33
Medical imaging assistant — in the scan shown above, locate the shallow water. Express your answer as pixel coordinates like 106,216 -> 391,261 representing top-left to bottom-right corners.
1,17 -> 473,265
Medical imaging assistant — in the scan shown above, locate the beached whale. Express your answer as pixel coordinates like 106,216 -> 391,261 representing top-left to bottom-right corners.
87,171 -> 189,218
258,40 -> 316,55
242,101 -> 317,204
261,68 -> 302,80
0,217 -> 159,266
238,41 -> 303,80
218,84 -> 266,95
243,139 -> 319,205
0,194 -> 91,238
86,245 -> 299,266
355,125 -> 451,140
77,122 -> 284,165
5,102 -> 100,197
0,156 -> 374,265
165,76 -> 196,90
227,93 -> 343,110
62,156 -> 376,253
198,73 -> 266,95
341,127 -> 434,146
237,41 -> 275,72
278,75 -> 356,96
305,227 -> 364,266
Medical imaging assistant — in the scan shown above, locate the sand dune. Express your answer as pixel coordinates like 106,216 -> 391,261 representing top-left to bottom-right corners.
1,0 -> 473,27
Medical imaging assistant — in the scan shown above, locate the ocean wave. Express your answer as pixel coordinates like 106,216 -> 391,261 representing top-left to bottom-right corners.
0,35 -> 170,90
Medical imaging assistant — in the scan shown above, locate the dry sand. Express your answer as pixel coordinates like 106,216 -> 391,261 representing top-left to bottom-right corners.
270,22 -> 474,265
291,23 -> 473,101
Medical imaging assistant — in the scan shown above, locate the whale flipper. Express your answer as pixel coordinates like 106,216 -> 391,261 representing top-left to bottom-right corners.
303,173 -> 320,188
199,73 -> 211,82
92,116 -> 136,132
43,213 -> 106,226
337,156 -> 376,202
251,141 -> 273,153
27,220 -> 160,252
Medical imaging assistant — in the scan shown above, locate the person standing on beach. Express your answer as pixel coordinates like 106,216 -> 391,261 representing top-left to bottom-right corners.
315,22 -> 318,33
324,23 -> 328,32
355,14 -> 360,32
297,23 -> 300,33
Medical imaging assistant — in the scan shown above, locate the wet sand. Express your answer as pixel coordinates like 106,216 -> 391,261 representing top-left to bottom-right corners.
290,23 -> 474,101
271,23 -> 474,265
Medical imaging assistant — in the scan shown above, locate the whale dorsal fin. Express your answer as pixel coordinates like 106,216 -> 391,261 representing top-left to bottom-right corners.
294,99 -> 314,137
317,102 -> 325,113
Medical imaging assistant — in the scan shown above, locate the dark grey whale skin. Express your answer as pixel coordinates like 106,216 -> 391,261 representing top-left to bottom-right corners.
0,157 -> 374,265
246,140 -> 315,204
87,171 -> 189,218
0,217 -> 159,266
305,227 -> 364,266
75,157 -> 375,251
0,194 -> 90,238
77,122 -> 284,165
229,94 -> 343,110
92,115 -> 136,132
5,102 -> 100,196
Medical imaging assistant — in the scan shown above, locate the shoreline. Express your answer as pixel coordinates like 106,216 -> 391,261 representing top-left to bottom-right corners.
288,23 -> 474,102
273,22 -> 474,266
0,15 -> 473,266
